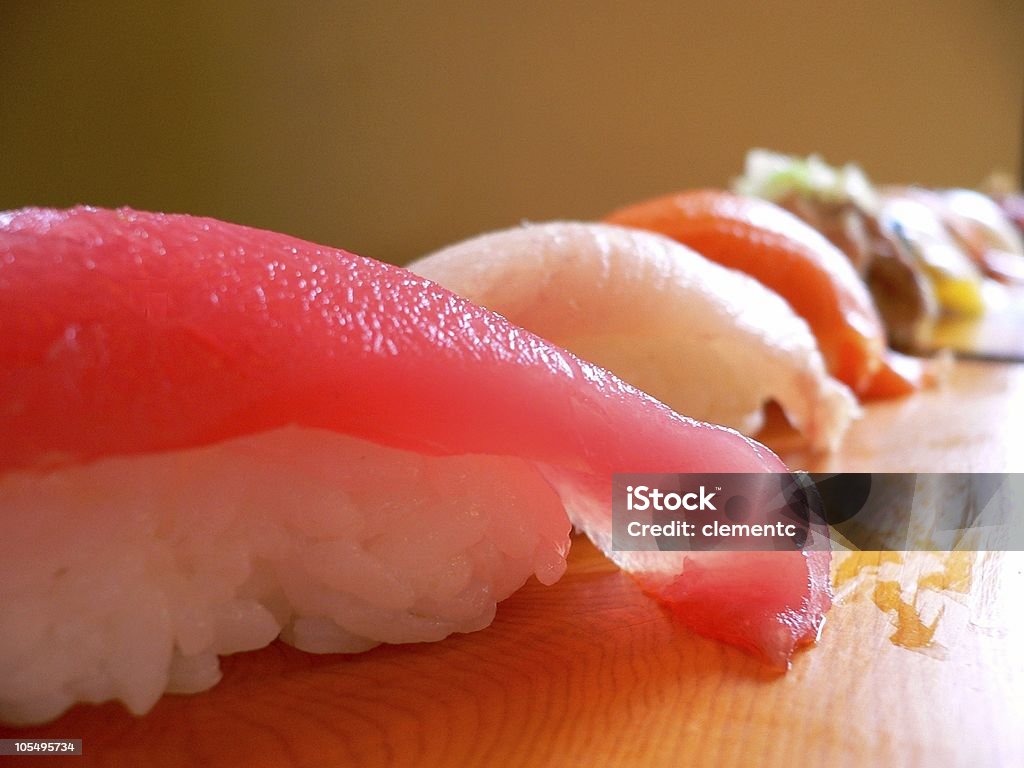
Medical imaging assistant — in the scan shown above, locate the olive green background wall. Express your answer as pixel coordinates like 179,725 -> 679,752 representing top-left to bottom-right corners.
2,1 -> 1021,265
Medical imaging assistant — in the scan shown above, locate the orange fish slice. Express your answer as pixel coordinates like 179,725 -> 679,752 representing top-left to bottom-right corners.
607,189 -> 889,396
860,349 -> 949,399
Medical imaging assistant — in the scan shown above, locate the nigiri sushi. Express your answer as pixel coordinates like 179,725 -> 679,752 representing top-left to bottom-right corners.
408,222 -> 858,452
731,149 -> 998,345
605,189 -> 892,396
732,150 -> 946,350
875,193 -> 984,318
0,207 -> 830,724
895,186 -> 1024,284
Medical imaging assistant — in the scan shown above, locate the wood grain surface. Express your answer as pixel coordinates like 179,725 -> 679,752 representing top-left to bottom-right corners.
2,361 -> 1022,768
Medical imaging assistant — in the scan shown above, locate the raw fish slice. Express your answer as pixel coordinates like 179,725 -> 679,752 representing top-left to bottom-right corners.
606,189 -> 888,395
0,207 -> 830,718
537,464 -> 832,670
649,549 -> 832,667
1,207 -> 784,477
408,222 -> 858,452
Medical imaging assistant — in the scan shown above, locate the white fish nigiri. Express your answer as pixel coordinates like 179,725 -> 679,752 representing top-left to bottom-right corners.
409,222 -> 858,451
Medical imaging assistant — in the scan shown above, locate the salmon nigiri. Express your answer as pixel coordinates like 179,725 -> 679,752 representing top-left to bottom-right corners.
408,222 -> 858,451
0,207 -> 829,724
606,189 -> 890,396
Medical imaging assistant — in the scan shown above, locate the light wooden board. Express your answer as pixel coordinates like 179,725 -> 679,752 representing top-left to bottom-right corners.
2,361 -> 1023,767
768,360 -> 1024,473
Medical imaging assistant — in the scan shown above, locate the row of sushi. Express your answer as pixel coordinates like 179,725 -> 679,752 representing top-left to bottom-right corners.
2,151 -> 1011,725
734,149 -> 1024,349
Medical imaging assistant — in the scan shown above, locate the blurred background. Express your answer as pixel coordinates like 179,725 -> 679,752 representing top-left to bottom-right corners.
2,1 -> 1022,265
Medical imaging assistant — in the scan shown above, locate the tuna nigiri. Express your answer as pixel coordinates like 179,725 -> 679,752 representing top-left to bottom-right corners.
0,207 -> 830,724
408,222 -> 858,451
605,189 -> 890,395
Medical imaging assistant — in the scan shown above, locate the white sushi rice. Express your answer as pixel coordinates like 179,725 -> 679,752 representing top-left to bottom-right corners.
0,427 -> 570,725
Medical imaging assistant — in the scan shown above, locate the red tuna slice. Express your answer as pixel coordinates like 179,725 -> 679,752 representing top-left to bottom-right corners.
0,206 -> 830,666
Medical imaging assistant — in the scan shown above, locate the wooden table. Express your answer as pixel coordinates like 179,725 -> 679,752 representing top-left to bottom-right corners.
2,361 -> 1022,767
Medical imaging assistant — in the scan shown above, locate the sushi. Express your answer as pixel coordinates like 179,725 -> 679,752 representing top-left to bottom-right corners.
0,207 -> 831,724
898,186 -> 1024,284
731,149 -> 1024,340
408,221 -> 858,451
605,189 -> 894,396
